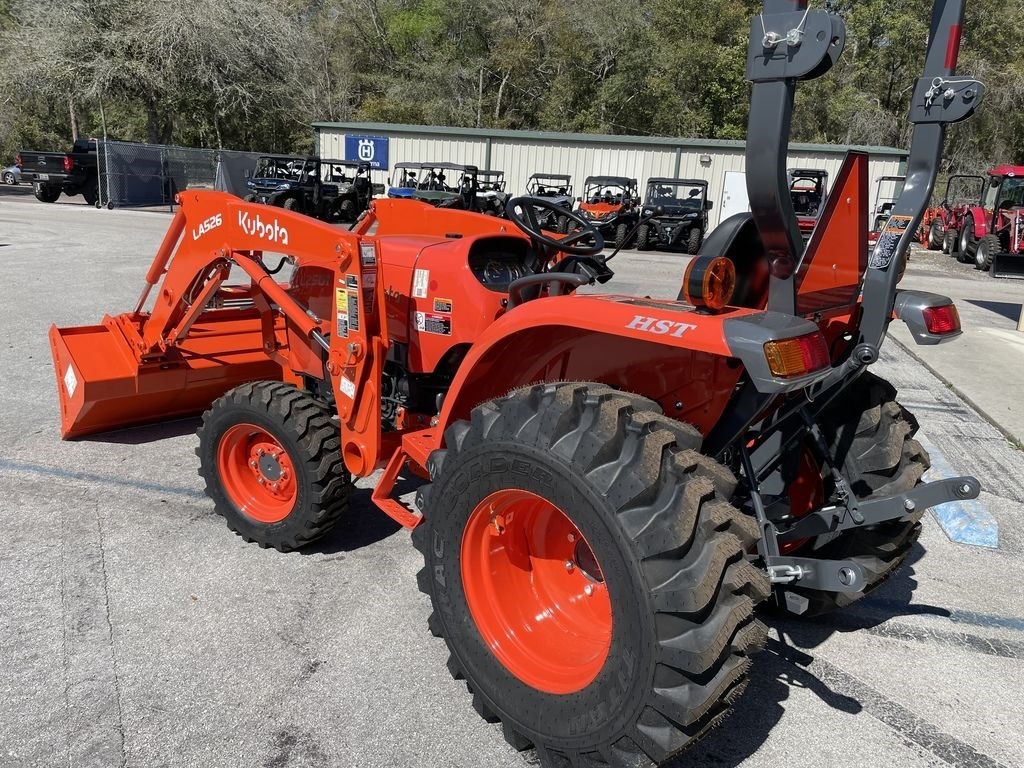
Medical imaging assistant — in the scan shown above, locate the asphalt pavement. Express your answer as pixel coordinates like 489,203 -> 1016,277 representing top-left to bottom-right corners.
1,192 -> 1022,768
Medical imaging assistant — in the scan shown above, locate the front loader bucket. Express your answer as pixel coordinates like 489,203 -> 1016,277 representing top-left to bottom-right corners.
50,313 -> 283,440
990,252 -> 1024,279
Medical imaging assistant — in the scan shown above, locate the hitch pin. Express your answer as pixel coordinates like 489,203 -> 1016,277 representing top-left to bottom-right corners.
768,564 -> 806,584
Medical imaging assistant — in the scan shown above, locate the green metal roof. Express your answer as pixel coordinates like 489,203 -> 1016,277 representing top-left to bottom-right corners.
312,121 -> 908,158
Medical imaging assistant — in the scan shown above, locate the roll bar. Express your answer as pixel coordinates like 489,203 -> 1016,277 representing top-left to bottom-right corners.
744,0 -> 982,384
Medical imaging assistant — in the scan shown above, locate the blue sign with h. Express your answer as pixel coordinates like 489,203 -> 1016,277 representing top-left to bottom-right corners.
344,135 -> 389,170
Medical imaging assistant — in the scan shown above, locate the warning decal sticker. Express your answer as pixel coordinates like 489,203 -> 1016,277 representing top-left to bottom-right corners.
415,311 -> 452,336
348,287 -> 360,332
433,297 -> 453,314
412,268 -> 430,299
345,274 -> 358,290
64,365 -> 77,398
335,288 -> 349,338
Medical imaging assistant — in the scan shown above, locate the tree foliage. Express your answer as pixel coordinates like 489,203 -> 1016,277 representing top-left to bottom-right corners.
0,0 -> 1020,170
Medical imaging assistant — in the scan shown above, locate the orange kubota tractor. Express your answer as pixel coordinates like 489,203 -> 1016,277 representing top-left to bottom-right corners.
49,2 -> 983,765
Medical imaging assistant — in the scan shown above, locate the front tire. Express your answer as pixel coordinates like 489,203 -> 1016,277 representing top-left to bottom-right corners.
197,381 -> 351,551
413,383 -> 768,767
782,372 -> 929,616
974,233 -> 1000,271
635,223 -> 650,250
614,222 -> 631,250
283,197 -> 300,212
926,218 -> 944,250
2,171 -> 15,185
686,227 -> 702,255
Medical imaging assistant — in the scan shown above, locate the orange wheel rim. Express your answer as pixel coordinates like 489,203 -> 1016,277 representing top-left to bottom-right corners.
461,489 -> 612,695
216,423 -> 297,524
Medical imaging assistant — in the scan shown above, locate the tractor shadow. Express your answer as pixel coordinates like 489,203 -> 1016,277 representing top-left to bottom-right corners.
671,543 -> 939,767
964,299 -> 1024,323
303,473 -> 423,554
79,416 -> 203,444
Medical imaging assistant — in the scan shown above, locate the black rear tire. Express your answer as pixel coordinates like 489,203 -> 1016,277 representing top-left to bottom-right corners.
943,228 -> 958,256
686,227 -> 702,255
958,217 -> 976,262
782,372 -> 930,616
339,198 -> 355,221
197,381 -> 351,552
414,383 -> 768,767
243,194 -> 256,203
974,233 -> 1000,271
82,184 -> 98,207
33,183 -> 61,203
283,197 -> 300,212
926,218 -> 944,250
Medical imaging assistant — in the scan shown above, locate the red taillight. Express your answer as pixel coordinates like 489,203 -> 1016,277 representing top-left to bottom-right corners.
763,332 -> 831,378
922,304 -> 960,334
63,155 -> 74,171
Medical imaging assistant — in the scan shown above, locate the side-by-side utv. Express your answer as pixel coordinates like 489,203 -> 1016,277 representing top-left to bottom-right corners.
320,159 -> 375,222
48,2 -> 983,766
475,169 -> 508,216
636,177 -> 712,253
388,162 -> 479,210
576,175 -> 641,248
525,173 -> 574,231
788,167 -> 829,239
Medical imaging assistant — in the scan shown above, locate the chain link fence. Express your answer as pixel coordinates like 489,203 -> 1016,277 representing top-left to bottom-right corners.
97,141 -> 263,209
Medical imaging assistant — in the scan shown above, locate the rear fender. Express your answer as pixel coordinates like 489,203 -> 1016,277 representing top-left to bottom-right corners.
433,294 -> 825,440
969,206 -> 991,236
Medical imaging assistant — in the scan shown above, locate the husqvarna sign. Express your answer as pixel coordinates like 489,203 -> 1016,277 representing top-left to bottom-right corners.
344,135 -> 389,170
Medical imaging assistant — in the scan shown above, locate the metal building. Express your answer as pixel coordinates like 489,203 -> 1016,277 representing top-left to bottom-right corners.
314,121 -> 906,229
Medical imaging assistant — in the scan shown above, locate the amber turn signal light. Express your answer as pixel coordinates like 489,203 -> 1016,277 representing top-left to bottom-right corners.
763,332 -> 830,378
922,304 -> 960,335
683,256 -> 736,311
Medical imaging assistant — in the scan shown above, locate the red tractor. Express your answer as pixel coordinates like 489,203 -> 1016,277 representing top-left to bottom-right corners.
963,166 -> 1024,276
918,173 -> 986,258
47,2 -> 983,766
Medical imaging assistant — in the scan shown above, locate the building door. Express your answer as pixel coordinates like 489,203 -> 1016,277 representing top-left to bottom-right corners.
719,171 -> 750,224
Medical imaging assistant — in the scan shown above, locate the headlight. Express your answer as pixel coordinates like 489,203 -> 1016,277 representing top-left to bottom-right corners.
246,181 -> 255,188
643,208 -> 653,216
276,183 -> 292,190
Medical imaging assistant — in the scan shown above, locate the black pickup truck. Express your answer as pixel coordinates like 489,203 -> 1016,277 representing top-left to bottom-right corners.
16,139 -> 100,205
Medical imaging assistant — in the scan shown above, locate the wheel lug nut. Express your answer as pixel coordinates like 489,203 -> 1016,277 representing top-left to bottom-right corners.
567,533 -> 576,543
258,477 -> 265,484
564,560 -> 574,572
271,482 -> 278,490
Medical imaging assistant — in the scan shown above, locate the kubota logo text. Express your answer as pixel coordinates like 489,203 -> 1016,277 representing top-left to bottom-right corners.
191,213 -> 222,240
238,211 -> 289,245
626,315 -> 697,338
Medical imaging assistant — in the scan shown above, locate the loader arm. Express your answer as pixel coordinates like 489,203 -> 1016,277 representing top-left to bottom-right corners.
50,191 -> 389,456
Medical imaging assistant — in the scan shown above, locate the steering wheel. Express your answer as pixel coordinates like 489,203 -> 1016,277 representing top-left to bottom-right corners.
505,196 -> 604,256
